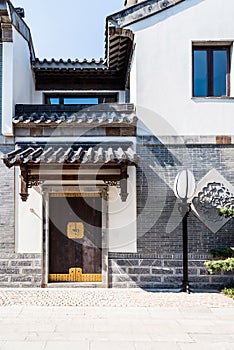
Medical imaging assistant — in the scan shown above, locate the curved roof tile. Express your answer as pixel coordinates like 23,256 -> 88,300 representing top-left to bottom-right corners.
13,104 -> 137,126
3,143 -> 138,167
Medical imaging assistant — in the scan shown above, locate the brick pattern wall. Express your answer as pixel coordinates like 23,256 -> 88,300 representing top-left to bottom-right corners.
136,142 -> 234,255
0,145 -> 15,252
109,256 -> 234,289
0,44 -> 2,134
1,140 -> 234,288
0,253 -> 42,287
0,146 -> 42,288
107,142 -> 234,290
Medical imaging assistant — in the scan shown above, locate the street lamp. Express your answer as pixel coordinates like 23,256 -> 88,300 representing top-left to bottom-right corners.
174,169 -> 196,293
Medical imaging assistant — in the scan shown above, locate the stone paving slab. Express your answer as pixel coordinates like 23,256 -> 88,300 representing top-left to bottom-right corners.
178,344 -> 234,350
0,342 -> 46,350
45,341 -> 89,350
0,289 -> 233,349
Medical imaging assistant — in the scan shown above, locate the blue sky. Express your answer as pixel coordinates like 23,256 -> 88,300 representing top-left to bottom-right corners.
12,0 -> 124,60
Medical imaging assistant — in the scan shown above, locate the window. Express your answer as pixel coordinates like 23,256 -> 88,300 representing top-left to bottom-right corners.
193,46 -> 230,97
45,94 -> 118,105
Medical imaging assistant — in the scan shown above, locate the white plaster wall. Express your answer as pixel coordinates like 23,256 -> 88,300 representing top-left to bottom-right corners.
129,0 -> 234,136
108,166 -> 137,252
2,42 -> 13,135
15,168 -> 42,253
33,90 -> 43,104
2,28 -> 36,135
13,28 -> 35,105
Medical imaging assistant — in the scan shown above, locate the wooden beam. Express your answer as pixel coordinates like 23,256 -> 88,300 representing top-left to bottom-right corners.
35,74 -> 125,91
28,174 -> 122,182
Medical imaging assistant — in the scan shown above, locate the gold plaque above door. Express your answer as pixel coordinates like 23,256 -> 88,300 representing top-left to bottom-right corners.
67,222 -> 84,239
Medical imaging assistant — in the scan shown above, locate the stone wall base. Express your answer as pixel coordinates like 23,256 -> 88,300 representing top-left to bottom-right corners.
0,254 -> 233,289
108,257 -> 234,290
0,253 -> 42,287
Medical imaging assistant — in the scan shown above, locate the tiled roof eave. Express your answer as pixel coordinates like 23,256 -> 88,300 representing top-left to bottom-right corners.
13,104 -> 138,126
107,0 -> 185,28
32,27 -> 134,73
31,58 -> 107,72
3,144 -> 138,168
13,119 -> 137,127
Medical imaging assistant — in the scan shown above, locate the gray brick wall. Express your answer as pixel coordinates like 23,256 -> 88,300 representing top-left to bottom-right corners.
0,145 -> 15,252
0,253 -> 42,287
108,256 -> 234,289
136,143 -> 234,255
0,44 -> 2,135
1,140 -> 234,289
0,43 -> 15,251
107,142 -> 234,290
0,149 -> 42,287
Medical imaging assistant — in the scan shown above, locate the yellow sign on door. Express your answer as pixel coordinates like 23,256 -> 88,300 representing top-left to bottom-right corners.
67,222 -> 84,239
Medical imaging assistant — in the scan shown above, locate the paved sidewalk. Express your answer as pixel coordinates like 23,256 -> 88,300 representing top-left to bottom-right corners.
1,288 -> 234,307
0,289 -> 233,349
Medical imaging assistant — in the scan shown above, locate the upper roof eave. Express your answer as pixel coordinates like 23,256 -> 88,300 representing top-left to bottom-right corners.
107,0 -> 185,28
32,57 -> 107,71
6,0 -> 35,59
32,25 -> 134,73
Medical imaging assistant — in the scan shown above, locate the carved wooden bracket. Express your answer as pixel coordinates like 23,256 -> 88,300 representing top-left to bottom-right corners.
18,163 -> 130,202
19,173 -> 29,202
120,163 -> 129,202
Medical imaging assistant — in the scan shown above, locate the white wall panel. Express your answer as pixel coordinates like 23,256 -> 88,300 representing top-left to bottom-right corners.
129,0 -> 234,136
2,42 -> 13,135
109,167 -> 137,252
15,168 -> 42,253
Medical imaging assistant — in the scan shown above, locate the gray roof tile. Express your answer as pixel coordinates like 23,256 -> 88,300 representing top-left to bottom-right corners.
32,58 -> 106,70
3,143 -> 138,167
13,104 -> 137,126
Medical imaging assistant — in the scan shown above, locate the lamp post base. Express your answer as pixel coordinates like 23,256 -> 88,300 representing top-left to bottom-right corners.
181,282 -> 191,294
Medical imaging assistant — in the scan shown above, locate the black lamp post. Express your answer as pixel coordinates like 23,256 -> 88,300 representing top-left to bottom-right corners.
174,169 -> 196,294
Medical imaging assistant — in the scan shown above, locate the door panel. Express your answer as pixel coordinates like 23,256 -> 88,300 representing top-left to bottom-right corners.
49,194 -> 102,281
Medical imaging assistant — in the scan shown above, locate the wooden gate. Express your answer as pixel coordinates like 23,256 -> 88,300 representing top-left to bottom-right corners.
48,193 -> 102,282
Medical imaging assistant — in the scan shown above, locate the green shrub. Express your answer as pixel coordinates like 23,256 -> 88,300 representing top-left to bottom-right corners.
204,208 -> 234,279
219,208 -> 234,219
222,288 -> 234,300
204,258 -> 234,274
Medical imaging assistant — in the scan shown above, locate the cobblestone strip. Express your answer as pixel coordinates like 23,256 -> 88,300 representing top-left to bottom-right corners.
0,289 -> 233,307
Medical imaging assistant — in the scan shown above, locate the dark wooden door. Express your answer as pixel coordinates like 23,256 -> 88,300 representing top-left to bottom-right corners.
49,195 -> 102,278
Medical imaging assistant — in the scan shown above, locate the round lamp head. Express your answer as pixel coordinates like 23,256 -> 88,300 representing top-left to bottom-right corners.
173,169 -> 196,201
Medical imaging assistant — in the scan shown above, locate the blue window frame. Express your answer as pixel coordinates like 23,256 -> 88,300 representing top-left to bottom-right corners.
193,46 -> 230,97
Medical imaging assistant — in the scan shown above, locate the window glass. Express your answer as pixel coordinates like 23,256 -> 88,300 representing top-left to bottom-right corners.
213,50 -> 227,96
193,50 -> 208,97
49,97 -> 60,104
45,94 -> 117,105
63,98 -> 99,105
193,46 -> 229,97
